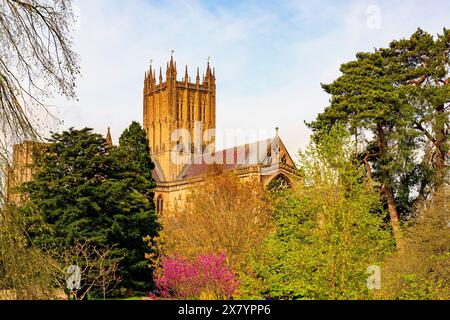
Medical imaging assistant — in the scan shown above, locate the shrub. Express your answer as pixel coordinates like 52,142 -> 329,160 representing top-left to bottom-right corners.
153,253 -> 239,300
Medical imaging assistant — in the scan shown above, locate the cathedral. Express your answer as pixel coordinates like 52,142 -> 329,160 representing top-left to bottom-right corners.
6,56 -> 300,211
142,56 -> 299,212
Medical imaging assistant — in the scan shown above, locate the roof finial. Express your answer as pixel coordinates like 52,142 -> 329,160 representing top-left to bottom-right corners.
206,57 -> 212,80
275,127 -> 280,137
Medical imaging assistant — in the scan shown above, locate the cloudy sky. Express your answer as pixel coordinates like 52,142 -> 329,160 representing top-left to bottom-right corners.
50,0 -> 450,157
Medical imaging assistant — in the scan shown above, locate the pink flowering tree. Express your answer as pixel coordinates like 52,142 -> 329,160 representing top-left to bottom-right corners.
152,253 -> 239,300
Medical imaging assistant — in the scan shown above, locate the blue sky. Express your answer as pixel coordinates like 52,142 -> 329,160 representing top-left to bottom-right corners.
50,0 -> 450,157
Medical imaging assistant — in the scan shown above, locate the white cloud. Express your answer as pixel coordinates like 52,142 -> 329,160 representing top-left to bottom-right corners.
48,0 -> 450,159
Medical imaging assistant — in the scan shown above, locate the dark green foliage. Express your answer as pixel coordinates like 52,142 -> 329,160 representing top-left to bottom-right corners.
118,121 -> 155,183
308,28 -> 449,220
21,125 -> 159,293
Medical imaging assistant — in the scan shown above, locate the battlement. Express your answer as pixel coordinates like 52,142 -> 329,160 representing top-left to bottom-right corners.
144,55 -> 215,95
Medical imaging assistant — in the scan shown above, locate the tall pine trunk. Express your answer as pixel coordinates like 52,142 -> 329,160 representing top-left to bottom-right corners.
433,104 -> 448,187
377,124 -> 403,250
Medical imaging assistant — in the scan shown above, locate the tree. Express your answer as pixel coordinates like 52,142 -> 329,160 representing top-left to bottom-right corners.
0,204 -> 59,300
308,29 -> 449,245
0,1 -> 78,298
114,121 -> 159,292
147,171 -> 274,275
118,121 -> 155,182
152,253 -> 239,300
20,127 -> 159,294
240,127 -> 394,300
309,51 -> 410,246
378,187 -> 450,300
0,0 -> 79,199
379,28 -> 449,188
47,241 -> 122,300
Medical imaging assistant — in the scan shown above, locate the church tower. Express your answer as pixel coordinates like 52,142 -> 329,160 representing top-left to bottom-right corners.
143,55 -> 216,181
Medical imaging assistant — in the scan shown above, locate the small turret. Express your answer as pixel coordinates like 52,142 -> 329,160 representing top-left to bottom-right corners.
206,61 -> 211,80
166,53 -> 177,82
106,127 -> 112,147
149,65 -> 153,82
196,67 -> 200,86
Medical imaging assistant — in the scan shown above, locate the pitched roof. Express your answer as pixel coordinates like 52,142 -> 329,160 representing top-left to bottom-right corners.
151,158 -> 166,182
177,137 -> 284,180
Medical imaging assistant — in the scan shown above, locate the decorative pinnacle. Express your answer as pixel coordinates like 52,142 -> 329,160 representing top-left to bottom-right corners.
106,127 -> 112,147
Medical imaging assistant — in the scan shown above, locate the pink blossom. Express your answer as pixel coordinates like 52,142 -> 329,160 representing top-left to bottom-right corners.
153,253 -> 239,299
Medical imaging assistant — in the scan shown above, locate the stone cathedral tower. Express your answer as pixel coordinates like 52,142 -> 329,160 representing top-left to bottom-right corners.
143,55 -> 216,181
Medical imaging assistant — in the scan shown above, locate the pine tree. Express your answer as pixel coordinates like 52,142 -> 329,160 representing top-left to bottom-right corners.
114,121 -> 159,291
21,126 -> 159,294
309,29 -> 449,232
379,28 -> 449,189
308,51 -> 411,246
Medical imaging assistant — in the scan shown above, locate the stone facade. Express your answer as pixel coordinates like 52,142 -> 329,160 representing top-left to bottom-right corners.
6,141 -> 40,204
143,55 -> 216,182
144,57 -> 300,212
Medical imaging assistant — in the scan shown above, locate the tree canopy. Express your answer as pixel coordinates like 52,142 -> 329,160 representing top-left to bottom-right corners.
21,125 -> 159,293
308,28 -> 449,247
240,127 -> 394,300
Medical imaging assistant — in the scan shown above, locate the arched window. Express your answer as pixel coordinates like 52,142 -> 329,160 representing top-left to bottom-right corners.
266,150 -> 272,165
156,195 -> 164,213
267,174 -> 291,191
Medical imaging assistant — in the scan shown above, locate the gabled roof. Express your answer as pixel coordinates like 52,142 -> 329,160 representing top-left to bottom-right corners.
151,158 -> 166,182
176,136 -> 295,180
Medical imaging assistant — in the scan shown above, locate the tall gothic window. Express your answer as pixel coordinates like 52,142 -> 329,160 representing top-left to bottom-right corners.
187,98 -> 191,123
177,99 -> 182,121
201,101 -> 206,122
156,195 -> 164,213
190,96 -> 195,121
